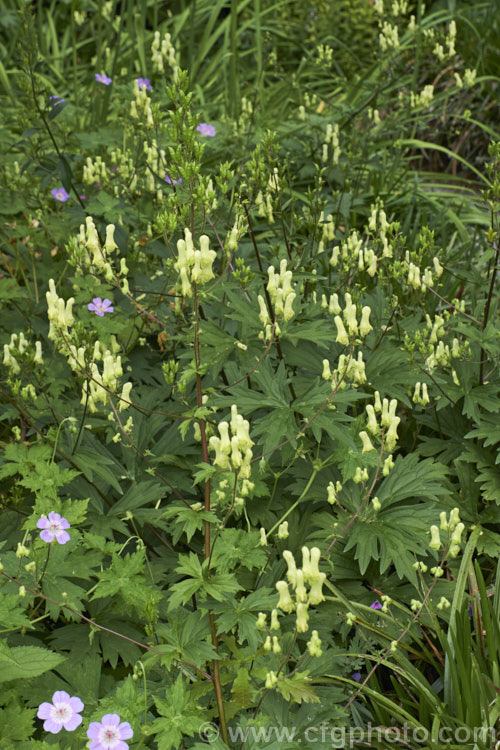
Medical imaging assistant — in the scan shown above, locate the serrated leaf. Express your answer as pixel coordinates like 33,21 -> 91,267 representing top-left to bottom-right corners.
0,643 -> 65,682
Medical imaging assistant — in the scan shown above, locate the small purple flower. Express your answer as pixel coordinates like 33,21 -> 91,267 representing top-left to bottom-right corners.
51,187 -> 70,203
37,513 -> 71,544
95,73 -> 112,86
136,77 -> 152,90
370,601 -> 383,610
49,95 -> 65,105
165,174 -> 182,185
197,122 -> 216,137
87,714 -> 133,750
80,194 -> 87,201
88,298 -> 114,317
352,672 -> 362,682
37,691 -> 84,734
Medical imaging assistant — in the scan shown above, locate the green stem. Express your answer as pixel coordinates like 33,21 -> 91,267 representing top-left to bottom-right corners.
267,468 -> 319,537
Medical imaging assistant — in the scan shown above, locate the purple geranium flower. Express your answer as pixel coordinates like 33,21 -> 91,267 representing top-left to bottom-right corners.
51,187 -> 70,203
37,513 -> 71,544
352,672 -> 362,682
88,298 -> 114,317
37,691 -> 84,734
136,77 -> 152,90
197,122 -> 216,137
165,174 -> 182,185
87,714 -> 133,750
370,600 -> 383,610
95,73 -> 112,86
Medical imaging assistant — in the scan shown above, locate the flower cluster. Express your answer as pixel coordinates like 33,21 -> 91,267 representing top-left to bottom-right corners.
130,78 -> 154,127
83,154 -> 108,186
317,210 -> 335,255
275,547 -> 326,631
429,507 -> 464,558
174,228 -> 217,297
322,122 -> 340,165
209,405 -> 254,479
365,392 -> 401,454
257,259 -> 297,340
37,694 -> 133,749
3,332 -> 43,376
151,30 -> 177,77
197,122 -> 216,137
46,278 -> 75,345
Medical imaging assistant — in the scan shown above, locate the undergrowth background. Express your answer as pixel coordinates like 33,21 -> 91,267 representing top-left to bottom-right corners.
0,0 -> 499,748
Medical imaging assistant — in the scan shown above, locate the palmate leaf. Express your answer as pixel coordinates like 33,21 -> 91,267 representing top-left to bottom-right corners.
168,553 -> 242,610
211,529 -> 267,573
155,610 -> 217,669
344,504 -> 437,583
211,588 -> 276,649
277,671 -> 320,704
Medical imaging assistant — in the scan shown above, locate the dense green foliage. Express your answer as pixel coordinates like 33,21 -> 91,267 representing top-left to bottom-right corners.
0,0 -> 499,748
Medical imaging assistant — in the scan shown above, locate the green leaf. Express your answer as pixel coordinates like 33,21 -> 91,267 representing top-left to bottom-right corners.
0,642 -> 65,682
277,671 -> 320,704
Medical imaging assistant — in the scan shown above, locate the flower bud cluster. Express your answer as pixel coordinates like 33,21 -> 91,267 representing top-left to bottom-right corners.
174,229 -> 217,297
379,22 -> 399,51
209,405 -> 254,479
275,547 -> 327,633
3,333 -> 43,376
410,85 -> 434,109
317,211 -> 335,255
258,260 -> 296,340
454,69 -> 477,89
151,31 -> 178,77
143,139 -> 166,195
367,204 -> 393,261
326,350 -> 367,389
429,507 -> 464,557
130,80 -> 154,127
322,123 -> 340,165
73,219 -> 130,296
405,251 -> 443,291
83,155 -> 108,185
46,278 -> 75,344
326,480 -> 343,505
365,392 -> 401,454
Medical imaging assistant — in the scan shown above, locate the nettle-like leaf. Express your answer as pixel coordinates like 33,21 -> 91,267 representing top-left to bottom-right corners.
0,698 -> 36,743
0,641 -> 65,683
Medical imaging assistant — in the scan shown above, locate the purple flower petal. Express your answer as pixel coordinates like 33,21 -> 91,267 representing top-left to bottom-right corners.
95,73 -> 112,86
370,600 -> 383,610
37,691 -> 84,734
352,672 -> 362,682
136,77 -> 152,90
37,513 -> 71,544
165,174 -> 182,185
197,122 -> 216,137
51,187 -> 70,203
